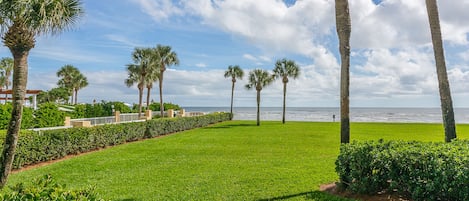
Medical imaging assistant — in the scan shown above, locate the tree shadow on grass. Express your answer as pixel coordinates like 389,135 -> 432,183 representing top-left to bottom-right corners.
257,191 -> 356,201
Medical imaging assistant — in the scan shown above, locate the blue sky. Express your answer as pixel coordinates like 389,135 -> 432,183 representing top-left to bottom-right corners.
1,0 -> 469,108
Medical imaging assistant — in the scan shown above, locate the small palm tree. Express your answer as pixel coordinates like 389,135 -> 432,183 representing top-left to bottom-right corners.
224,65 -> 244,120
0,0 -> 83,188
154,45 -> 179,117
245,69 -> 274,126
57,64 -> 80,104
71,73 -> 88,104
273,58 -> 300,124
335,0 -> 351,144
425,0 -> 456,142
0,57 -> 13,102
125,48 -> 153,118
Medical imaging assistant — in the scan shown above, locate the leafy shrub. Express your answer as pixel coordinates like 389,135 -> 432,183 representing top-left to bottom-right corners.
336,140 -> 469,201
0,103 -> 34,129
34,102 -> 65,128
2,112 -> 231,169
0,174 -> 105,201
148,102 -> 181,112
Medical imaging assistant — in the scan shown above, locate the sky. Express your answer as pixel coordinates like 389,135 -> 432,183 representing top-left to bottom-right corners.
1,0 -> 469,108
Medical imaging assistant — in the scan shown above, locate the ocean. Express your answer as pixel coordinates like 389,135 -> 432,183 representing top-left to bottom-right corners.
184,107 -> 469,123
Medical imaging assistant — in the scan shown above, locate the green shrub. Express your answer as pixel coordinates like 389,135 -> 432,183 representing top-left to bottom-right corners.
0,103 -> 34,129
336,140 -> 469,201
4,112 -> 231,169
0,175 -> 105,201
34,103 -> 65,128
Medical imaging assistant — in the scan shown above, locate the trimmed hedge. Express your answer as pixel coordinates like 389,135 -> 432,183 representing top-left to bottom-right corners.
336,140 -> 469,201
1,112 -> 231,170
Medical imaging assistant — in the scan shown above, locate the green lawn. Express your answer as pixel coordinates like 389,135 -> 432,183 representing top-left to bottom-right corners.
4,121 -> 469,200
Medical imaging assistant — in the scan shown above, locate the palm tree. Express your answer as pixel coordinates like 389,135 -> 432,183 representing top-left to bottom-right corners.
245,69 -> 274,126
273,59 -> 300,124
224,65 -> 244,120
335,0 -> 351,144
57,65 -> 80,104
425,0 -> 456,142
0,0 -> 83,188
0,57 -> 13,102
71,73 -> 88,104
145,69 -> 159,110
154,45 -> 179,117
125,47 -> 152,117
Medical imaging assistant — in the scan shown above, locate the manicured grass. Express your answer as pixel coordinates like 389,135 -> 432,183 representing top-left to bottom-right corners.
3,121 -> 469,200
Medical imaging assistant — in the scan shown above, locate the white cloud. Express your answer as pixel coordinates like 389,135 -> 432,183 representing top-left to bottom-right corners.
195,63 -> 207,68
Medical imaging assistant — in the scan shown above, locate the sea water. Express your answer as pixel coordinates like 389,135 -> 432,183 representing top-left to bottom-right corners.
184,107 -> 469,123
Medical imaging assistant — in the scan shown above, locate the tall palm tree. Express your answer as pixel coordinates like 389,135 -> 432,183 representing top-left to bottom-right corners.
335,0 -> 351,144
245,69 -> 274,126
0,0 -> 83,188
425,0 -> 456,142
224,65 -> 244,120
145,50 -> 161,110
273,58 -> 300,124
0,57 -> 13,102
57,64 -> 80,104
154,45 -> 179,117
125,47 -> 152,117
71,73 -> 88,104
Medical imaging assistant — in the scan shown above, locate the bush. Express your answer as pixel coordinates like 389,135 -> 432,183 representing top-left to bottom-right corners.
0,175 -> 105,201
34,103 -> 65,128
2,112 -> 231,169
0,103 -> 34,129
335,140 -> 469,201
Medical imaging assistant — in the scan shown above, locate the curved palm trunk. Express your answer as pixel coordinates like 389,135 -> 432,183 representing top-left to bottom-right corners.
138,87 -> 143,118
426,0 -> 456,142
256,89 -> 260,126
0,51 -> 29,188
336,0 -> 351,144
282,82 -> 287,124
230,80 -> 235,120
74,89 -> 78,104
159,71 -> 164,118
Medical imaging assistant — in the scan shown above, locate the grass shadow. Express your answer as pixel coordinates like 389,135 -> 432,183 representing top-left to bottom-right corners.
257,191 -> 355,201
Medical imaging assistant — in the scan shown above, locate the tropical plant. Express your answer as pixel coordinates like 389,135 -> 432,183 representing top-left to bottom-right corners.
425,0 -> 457,142
36,87 -> 71,104
273,58 -> 300,124
0,0 -> 83,188
57,64 -> 79,103
145,61 -> 160,109
335,0 -> 351,144
71,73 -> 88,104
125,48 -> 153,117
245,69 -> 274,126
154,45 -> 179,118
224,65 -> 244,120
0,57 -> 13,102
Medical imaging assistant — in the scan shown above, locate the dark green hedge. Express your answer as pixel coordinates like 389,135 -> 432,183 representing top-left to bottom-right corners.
336,140 -> 469,201
2,112 -> 231,169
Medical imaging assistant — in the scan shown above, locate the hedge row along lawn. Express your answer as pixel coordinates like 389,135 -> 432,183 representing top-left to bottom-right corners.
3,121 -> 469,200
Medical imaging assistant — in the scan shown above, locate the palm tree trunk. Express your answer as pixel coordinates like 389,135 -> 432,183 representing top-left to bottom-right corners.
0,51 -> 29,188
336,0 -> 351,144
282,82 -> 287,124
256,89 -> 260,126
159,72 -> 164,118
74,89 -> 78,104
425,0 -> 456,142
146,87 -> 151,110
230,81 -> 235,120
138,87 -> 143,118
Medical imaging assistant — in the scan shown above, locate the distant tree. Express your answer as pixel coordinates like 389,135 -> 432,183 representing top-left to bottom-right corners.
335,0 -> 351,144
0,0 -> 83,188
71,73 -> 88,104
224,65 -> 244,120
273,58 -> 300,124
0,57 -> 13,102
245,69 -> 274,126
425,0 -> 456,142
125,48 -> 153,117
37,87 -> 71,104
154,45 -> 179,118
57,65 -> 79,103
